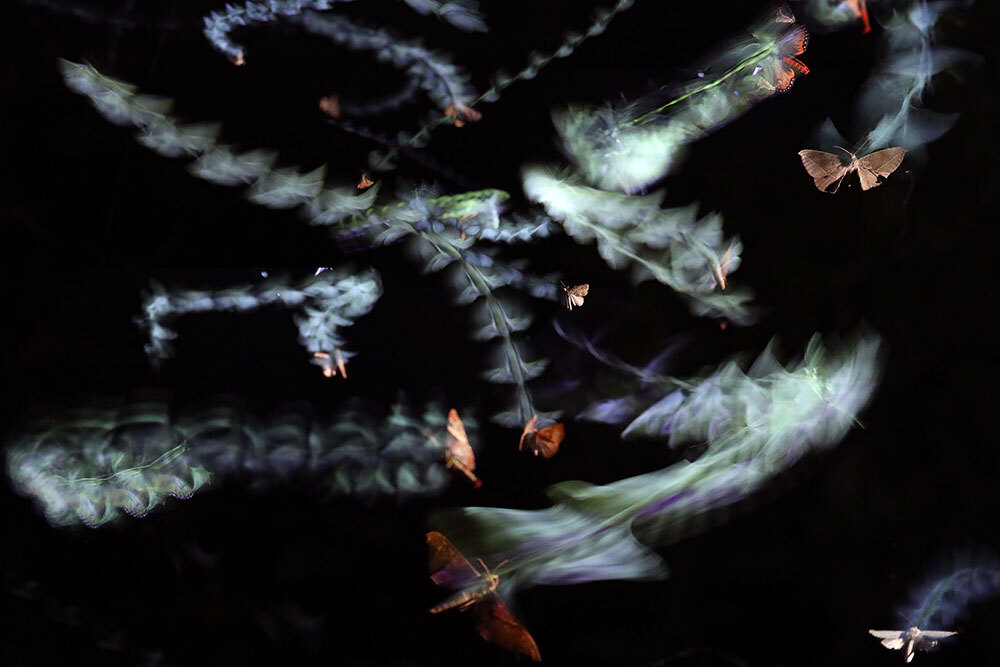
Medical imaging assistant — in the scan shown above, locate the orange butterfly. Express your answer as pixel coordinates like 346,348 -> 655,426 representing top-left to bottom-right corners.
519,415 -> 565,458
439,409 -> 482,488
427,531 -> 541,661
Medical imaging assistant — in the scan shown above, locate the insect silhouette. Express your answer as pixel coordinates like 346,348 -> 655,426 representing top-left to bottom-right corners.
868,626 -> 957,663
798,146 -> 906,193
427,531 -> 541,661
519,415 -> 565,458
560,282 -> 589,311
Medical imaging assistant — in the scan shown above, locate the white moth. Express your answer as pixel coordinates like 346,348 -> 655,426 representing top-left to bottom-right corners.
868,626 -> 957,663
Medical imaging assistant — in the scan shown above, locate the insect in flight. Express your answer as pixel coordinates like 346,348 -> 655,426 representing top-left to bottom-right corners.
432,409 -> 481,488
798,146 -> 906,193
770,24 -> 810,91
713,241 -> 734,291
844,0 -> 872,33
312,349 -> 347,378
426,531 -> 541,661
868,626 -> 957,663
519,415 -> 565,458
560,282 -> 589,311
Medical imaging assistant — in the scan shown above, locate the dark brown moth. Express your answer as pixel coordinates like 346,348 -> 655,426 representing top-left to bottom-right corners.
440,409 -> 481,488
426,531 -> 541,661
560,282 -> 589,311
519,415 -> 565,458
798,146 -> 906,193
868,626 -> 957,663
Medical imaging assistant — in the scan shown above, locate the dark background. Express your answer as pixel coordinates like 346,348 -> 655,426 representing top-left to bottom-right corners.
2,0 -> 999,665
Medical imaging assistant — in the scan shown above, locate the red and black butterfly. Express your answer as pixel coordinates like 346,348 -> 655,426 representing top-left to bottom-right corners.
770,24 -> 810,91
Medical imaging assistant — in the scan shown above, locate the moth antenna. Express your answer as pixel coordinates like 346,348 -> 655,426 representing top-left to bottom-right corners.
833,145 -> 855,159
495,559 -> 510,571
476,557 -> 490,573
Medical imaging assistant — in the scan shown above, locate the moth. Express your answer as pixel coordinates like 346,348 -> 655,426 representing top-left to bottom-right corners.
427,531 -> 541,661
312,349 -> 347,378
713,241 -> 734,291
438,409 -> 482,488
560,282 -> 589,311
444,102 -> 483,128
868,627 -> 957,663
318,93 -> 340,119
357,173 -> 374,189
844,0 -> 872,34
775,3 -> 796,23
519,415 -> 565,458
798,146 -> 906,193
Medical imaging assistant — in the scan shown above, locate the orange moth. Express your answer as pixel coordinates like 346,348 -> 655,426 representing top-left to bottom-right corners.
519,415 -> 565,458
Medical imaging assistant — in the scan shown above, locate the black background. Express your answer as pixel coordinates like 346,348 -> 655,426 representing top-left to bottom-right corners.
2,0 -> 999,665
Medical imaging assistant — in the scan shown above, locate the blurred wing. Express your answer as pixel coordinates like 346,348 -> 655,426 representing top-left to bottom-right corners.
445,409 -> 475,470
918,631 -> 957,640
778,24 -> 809,57
799,150 -> 849,192
533,424 -> 565,458
427,531 -> 479,586
856,148 -> 906,190
571,284 -> 590,297
474,594 -> 542,662
870,629 -> 904,649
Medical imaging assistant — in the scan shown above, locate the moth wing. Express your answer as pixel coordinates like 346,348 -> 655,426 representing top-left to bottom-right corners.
519,415 -> 539,451
772,59 -> 799,92
856,147 -> 906,189
778,24 -> 809,57
798,150 -> 849,192
572,284 -> 590,297
427,531 -> 479,584
473,593 -> 542,662
776,3 -> 796,22
870,629 -> 905,649
569,294 -> 586,307
533,423 -> 565,458
918,631 -> 957,640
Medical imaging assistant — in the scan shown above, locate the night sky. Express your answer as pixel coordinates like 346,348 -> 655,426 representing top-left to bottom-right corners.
2,1 -> 1000,665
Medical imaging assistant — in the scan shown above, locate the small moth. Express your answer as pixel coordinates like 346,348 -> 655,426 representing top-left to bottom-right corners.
427,531 -> 541,661
560,282 -> 589,311
519,415 -> 565,458
775,3 -> 796,23
868,627 -> 957,663
439,409 -> 481,488
798,146 -> 906,193
713,241 -> 734,291
318,93 -> 340,119
312,349 -> 347,379
357,173 -> 374,189
444,102 -> 483,128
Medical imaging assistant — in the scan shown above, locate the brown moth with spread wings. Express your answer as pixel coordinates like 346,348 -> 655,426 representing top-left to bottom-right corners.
426,531 -> 541,661
519,415 -> 565,459
798,146 -> 906,193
